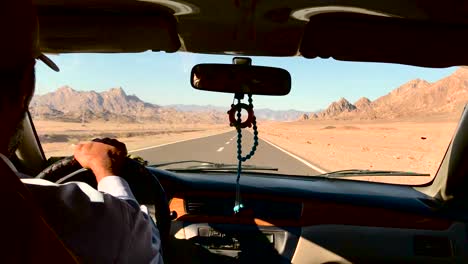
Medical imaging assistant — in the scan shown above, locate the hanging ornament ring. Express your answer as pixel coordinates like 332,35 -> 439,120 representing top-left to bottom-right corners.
227,103 -> 255,129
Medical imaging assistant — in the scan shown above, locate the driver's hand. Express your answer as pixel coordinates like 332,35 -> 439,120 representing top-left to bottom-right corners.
74,138 -> 128,183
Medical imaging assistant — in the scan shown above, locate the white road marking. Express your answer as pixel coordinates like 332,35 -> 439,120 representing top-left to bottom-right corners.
225,141 -> 230,145
129,129 -> 327,174
128,131 -> 232,153
260,136 -> 328,174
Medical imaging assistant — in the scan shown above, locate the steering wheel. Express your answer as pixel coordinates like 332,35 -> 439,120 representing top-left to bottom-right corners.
36,156 -> 171,254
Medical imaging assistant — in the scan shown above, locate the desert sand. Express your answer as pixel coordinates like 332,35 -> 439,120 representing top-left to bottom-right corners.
34,120 -> 229,157
259,120 -> 458,185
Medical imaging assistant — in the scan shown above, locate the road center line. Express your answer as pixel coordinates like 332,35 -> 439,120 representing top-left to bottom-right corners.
217,147 -> 225,152
225,141 -> 230,145
129,130 -> 233,153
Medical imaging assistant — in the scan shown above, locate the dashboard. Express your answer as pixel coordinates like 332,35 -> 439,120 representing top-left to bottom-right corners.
149,168 -> 468,263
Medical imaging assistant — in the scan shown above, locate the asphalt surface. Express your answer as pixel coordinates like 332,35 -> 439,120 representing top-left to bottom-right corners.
131,130 -> 324,176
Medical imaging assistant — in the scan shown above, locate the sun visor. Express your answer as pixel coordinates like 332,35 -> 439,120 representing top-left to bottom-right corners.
300,13 -> 468,68
38,10 -> 180,53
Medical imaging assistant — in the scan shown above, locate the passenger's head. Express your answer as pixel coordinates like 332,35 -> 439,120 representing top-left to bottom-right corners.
0,1 -> 38,156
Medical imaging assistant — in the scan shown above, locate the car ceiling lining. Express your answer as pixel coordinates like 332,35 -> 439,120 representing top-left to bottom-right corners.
37,5 -> 181,53
300,13 -> 468,68
35,0 -> 468,67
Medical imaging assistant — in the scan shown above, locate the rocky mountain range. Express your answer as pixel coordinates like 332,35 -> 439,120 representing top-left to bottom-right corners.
305,67 -> 468,120
167,104 -> 308,121
30,86 -> 307,123
33,67 -> 468,124
30,86 -> 227,124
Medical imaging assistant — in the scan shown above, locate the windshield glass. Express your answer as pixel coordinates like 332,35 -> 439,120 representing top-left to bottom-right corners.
32,52 -> 462,185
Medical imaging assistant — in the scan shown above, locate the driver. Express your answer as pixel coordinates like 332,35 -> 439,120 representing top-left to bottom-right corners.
0,1 -> 162,263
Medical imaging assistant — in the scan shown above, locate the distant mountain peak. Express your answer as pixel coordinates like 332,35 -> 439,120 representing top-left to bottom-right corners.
107,87 -> 126,95
355,97 -> 371,104
452,67 -> 468,79
335,98 -> 355,109
56,85 -> 76,93
319,97 -> 356,118
337,97 -> 349,103
354,97 -> 372,110
406,79 -> 430,88
390,78 -> 431,96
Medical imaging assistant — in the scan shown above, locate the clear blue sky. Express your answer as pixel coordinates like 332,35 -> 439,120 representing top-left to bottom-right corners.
35,52 -> 457,112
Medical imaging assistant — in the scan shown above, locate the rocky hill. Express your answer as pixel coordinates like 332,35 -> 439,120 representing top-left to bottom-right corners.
30,86 -> 226,124
354,97 -> 372,110
317,98 -> 356,118
312,67 -> 468,120
299,113 -> 310,121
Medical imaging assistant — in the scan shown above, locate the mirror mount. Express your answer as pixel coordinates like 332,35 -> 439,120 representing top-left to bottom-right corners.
232,57 -> 252,65
234,93 -> 245,100
232,57 -> 252,100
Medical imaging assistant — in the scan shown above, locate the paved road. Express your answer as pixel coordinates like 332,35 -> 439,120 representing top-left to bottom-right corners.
131,131 -> 325,176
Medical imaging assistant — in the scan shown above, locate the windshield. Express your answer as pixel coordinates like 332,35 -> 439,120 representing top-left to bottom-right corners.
32,52 -> 462,185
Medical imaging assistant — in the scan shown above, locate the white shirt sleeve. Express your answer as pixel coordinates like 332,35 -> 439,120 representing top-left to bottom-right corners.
97,176 -> 137,204
97,176 -> 163,264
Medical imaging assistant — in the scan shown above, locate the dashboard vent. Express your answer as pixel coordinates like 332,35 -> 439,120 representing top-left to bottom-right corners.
185,196 -> 302,220
185,197 -> 234,215
185,200 -> 204,214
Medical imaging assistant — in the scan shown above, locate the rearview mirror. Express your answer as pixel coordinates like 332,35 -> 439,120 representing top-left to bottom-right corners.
190,64 -> 291,96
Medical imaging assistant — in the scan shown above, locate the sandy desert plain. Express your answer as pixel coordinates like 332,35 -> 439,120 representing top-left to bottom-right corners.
34,116 -> 461,186
34,120 -> 230,157
260,118 -> 459,185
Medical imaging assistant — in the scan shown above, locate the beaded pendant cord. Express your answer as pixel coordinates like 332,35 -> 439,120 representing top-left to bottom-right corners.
231,94 -> 259,213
